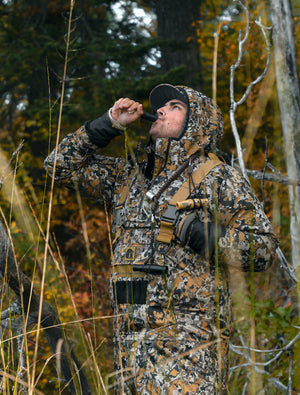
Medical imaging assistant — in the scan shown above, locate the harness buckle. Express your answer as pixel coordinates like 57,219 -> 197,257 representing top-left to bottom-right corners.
161,204 -> 178,224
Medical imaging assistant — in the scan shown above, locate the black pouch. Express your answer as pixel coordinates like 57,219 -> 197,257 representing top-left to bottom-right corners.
114,280 -> 148,305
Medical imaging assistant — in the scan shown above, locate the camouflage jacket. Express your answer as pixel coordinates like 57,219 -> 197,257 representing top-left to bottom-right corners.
45,87 -> 278,394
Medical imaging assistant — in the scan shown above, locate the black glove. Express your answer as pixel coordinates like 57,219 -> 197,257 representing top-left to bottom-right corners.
84,112 -> 122,148
180,215 -> 226,257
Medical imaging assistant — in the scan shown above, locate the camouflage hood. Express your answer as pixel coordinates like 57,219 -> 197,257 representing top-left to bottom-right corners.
151,85 -> 224,172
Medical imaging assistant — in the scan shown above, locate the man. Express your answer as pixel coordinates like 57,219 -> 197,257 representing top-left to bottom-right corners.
45,84 -> 278,394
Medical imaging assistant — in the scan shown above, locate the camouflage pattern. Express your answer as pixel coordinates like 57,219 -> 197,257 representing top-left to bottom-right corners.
45,86 -> 278,394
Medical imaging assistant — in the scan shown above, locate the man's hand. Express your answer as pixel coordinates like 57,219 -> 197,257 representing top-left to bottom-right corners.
111,98 -> 143,126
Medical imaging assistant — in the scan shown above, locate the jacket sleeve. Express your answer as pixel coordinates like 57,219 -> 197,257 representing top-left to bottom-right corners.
216,167 -> 278,272
44,112 -> 125,206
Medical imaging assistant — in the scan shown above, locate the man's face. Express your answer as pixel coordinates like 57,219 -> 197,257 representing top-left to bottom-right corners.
149,99 -> 187,142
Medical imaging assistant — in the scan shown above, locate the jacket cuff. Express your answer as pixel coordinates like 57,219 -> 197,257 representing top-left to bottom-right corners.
84,112 -> 123,148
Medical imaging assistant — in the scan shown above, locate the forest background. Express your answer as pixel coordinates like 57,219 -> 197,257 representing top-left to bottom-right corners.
0,0 -> 299,393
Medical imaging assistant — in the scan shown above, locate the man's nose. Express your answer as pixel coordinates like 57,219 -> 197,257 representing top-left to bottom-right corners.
157,106 -> 166,117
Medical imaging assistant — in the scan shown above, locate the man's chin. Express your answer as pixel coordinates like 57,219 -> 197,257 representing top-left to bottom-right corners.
149,128 -> 158,142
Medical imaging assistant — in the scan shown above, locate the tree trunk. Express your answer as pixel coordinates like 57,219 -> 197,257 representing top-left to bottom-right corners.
270,0 -> 300,269
153,0 -> 202,89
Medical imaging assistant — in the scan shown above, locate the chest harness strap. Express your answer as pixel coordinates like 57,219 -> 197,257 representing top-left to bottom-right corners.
157,153 -> 223,244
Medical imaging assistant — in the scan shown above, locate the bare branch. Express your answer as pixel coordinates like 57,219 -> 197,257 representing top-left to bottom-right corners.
246,169 -> 300,186
230,327 -> 299,390
268,377 -> 288,391
229,1 -> 272,179
242,381 -> 248,395
276,247 -> 299,282
230,330 -> 300,356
